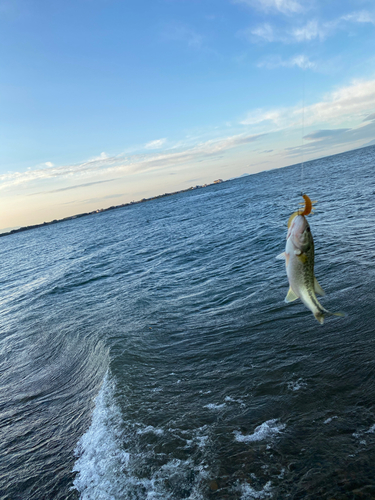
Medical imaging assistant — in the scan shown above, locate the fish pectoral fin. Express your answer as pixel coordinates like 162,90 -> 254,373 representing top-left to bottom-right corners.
285,287 -> 299,303
277,251 -> 291,267
314,276 -> 325,296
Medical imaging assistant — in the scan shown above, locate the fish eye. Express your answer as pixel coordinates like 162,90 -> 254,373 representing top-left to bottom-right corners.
306,227 -> 310,232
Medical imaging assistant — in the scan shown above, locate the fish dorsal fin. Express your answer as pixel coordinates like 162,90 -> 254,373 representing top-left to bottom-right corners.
285,287 -> 299,303
314,276 -> 325,296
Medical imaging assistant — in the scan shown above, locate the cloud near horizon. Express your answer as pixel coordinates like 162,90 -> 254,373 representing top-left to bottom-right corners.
145,138 -> 167,149
285,120 -> 375,158
1,78 -> 374,196
0,132 -> 264,193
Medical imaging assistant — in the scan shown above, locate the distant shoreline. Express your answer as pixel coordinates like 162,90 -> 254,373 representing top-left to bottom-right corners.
0,179 -> 224,238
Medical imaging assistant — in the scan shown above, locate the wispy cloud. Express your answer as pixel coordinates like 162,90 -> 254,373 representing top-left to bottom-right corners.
145,138 -> 167,149
0,153 -> 120,191
241,78 -> 375,129
340,10 -> 375,25
162,23 -> 204,49
303,78 -> 375,126
0,133 -> 264,192
234,0 -> 303,15
248,10 -> 375,44
249,23 -> 276,42
240,108 -> 286,126
303,128 -> 350,141
2,79 -> 375,196
246,19 -> 326,43
285,121 -> 375,157
290,19 -> 327,42
28,179 -> 119,196
258,54 -> 315,69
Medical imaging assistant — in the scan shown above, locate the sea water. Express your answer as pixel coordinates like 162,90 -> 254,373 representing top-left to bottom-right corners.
1,146 -> 375,499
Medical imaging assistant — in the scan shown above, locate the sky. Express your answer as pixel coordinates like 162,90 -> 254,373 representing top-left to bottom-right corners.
1,0 -> 375,231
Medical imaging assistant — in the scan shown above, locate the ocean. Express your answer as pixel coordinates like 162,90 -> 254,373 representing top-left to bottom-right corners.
1,145 -> 375,500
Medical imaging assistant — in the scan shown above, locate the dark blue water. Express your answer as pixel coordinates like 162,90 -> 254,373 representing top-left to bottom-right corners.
1,146 -> 375,500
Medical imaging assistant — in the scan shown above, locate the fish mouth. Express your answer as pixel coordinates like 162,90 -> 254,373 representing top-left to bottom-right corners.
287,214 -> 310,250
288,214 -> 308,237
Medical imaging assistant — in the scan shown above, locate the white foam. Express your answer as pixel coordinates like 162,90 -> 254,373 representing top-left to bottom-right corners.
323,416 -> 338,424
72,373 -> 209,500
225,396 -> 245,406
287,378 -> 306,391
237,480 -> 273,499
204,403 -> 226,410
137,425 -> 164,436
353,423 -> 375,441
185,435 -> 209,449
234,420 -> 285,443
72,373 -> 130,500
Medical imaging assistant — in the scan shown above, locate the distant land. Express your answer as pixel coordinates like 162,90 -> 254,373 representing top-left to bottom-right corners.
0,179 -> 224,238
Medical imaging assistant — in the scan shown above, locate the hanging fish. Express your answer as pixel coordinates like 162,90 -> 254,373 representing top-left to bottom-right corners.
276,194 -> 344,324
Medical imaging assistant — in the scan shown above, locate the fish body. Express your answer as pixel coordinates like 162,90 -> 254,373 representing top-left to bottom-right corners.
277,213 -> 342,324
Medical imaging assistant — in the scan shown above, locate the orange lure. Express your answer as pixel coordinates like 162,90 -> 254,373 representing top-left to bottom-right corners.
287,194 -> 316,228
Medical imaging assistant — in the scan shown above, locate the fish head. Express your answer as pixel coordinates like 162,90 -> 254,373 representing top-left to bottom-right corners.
287,214 -> 312,252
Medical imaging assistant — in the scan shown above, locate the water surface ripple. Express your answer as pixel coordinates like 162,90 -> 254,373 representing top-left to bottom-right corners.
1,146 -> 375,499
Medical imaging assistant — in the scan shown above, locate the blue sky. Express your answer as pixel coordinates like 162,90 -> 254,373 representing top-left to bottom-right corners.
1,0 -> 375,230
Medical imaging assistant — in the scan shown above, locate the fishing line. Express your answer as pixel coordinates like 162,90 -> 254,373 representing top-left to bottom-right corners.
300,66 -> 305,193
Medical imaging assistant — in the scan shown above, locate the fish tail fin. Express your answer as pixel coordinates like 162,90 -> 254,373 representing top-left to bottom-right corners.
333,311 -> 346,317
314,310 -> 346,325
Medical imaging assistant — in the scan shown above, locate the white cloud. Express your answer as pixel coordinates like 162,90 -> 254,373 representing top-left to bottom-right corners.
241,77 -> 375,131
248,10 -> 375,45
234,0 -> 302,15
289,54 -> 315,68
241,108 -> 285,126
290,19 -> 326,42
89,152 -> 108,161
2,79 -> 375,196
0,133 -> 263,192
258,54 -> 315,69
340,10 -> 375,25
250,23 -> 276,42
303,78 -> 375,126
248,19 -> 327,43
145,138 -> 167,150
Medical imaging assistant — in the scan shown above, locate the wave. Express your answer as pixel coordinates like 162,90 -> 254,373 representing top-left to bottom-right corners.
234,420 -> 286,443
72,372 -> 210,500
